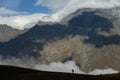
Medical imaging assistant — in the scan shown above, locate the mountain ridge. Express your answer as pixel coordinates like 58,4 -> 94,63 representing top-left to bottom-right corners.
0,24 -> 28,42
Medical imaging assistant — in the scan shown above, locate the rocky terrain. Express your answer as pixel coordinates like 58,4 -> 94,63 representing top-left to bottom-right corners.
0,25 -> 27,42
0,7 -> 120,73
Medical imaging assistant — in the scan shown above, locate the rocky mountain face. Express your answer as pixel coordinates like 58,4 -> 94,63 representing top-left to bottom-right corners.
0,8 -> 120,72
0,25 -> 27,42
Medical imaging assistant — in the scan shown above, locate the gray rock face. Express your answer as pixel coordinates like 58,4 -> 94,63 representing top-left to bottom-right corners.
0,25 -> 27,42
0,7 -> 120,72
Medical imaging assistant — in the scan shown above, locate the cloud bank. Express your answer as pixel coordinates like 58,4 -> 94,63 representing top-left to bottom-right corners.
36,0 -> 69,12
34,61 -> 85,74
88,69 -> 118,75
34,61 -> 118,75
38,0 -> 120,21
0,58 -> 118,75
0,14 -> 48,30
37,0 -> 120,12
0,8 -> 48,30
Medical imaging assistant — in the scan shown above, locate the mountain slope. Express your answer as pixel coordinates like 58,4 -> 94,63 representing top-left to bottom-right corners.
0,8 -> 120,72
0,25 -> 27,42
0,65 -> 120,80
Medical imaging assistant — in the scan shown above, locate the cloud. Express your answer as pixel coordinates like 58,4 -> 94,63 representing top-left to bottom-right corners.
0,7 -> 27,16
0,57 -> 118,75
34,61 -> 85,74
34,61 -> 118,75
0,56 -> 119,75
0,14 -> 48,30
88,69 -> 118,75
37,0 -> 120,21
0,57 -> 27,67
36,0 -> 120,12
0,8 -> 48,30
36,0 -> 69,12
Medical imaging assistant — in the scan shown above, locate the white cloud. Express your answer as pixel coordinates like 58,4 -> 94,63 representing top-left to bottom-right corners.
0,57 -> 27,67
0,57 -> 118,75
36,0 -> 69,12
88,69 -> 118,75
0,7 -> 18,16
0,14 -> 48,30
0,8 -> 49,30
37,0 -> 120,11
37,0 -> 120,21
34,61 -> 85,74
34,61 -> 118,75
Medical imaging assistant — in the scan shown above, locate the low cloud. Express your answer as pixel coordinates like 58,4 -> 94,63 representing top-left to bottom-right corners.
34,61 -> 118,75
36,0 -> 69,12
0,57 -> 118,75
0,8 -> 48,30
36,0 -> 120,21
88,69 -> 118,75
0,14 -> 48,30
37,0 -> 120,12
0,57 -> 27,67
34,61 -> 85,74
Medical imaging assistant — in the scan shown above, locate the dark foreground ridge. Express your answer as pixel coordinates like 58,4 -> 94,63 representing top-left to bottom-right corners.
0,65 -> 120,80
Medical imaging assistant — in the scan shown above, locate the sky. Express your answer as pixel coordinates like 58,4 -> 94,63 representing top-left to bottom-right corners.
0,0 -> 50,13
0,0 -> 120,30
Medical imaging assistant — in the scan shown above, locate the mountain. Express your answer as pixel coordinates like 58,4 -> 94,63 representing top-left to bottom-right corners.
0,65 -> 120,80
0,7 -> 120,73
0,25 -> 27,42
